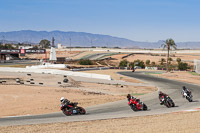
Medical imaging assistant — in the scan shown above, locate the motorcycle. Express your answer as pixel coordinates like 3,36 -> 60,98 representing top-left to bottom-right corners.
183,92 -> 193,102
60,102 -> 86,116
160,96 -> 175,108
129,99 -> 148,111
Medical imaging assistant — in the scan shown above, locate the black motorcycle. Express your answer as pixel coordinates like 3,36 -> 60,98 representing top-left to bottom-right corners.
183,92 -> 193,102
161,96 -> 175,108
60,102 -> 86,116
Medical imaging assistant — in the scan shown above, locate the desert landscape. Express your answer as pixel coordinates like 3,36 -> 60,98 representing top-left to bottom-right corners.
0,68 -> 200,132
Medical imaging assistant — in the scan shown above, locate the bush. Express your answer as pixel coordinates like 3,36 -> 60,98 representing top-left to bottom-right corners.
134,59 -> 145,68
160,58 -> 166,65
146,60 -> 150,65
79,59 -> 93,65
178,62 -> 188,70
129,62 -> 135,68
168,57 -> 173,64
176,58 -> 181,64
119,60 -> 128,67
151,62 -> 156,66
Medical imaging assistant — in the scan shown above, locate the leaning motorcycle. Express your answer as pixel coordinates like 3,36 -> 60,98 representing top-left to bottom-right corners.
129,100 -> 148,111
60,102 -> 86,116
183,92 -> 193,102
161,96 -> 175,108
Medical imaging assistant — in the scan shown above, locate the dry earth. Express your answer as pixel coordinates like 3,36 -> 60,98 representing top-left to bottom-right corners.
0,71 -> 199,132
147,71 -> 200,86
1,63 -> 200,132
1,111 -> 200,133
84,69 -> 142,83
109,52 -> 200,66
0,71 -> 156,117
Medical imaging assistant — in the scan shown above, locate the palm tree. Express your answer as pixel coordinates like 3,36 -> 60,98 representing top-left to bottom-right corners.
161,38 -> 177,72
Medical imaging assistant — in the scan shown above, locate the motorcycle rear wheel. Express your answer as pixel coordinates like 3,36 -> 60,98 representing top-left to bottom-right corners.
143,104 -> 148,110
63,109 -> 72,116
187,97 -> 193,102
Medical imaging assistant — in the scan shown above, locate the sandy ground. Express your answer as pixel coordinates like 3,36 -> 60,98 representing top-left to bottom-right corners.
0,71 -> 156,117
1,111 -> 200,133
84,69 -> 142,83
0,67 -> 200,132
148,71 -> 200,85
109,53 -> 200,66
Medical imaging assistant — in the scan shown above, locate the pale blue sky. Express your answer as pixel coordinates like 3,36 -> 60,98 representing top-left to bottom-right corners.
0,0 -> 200,42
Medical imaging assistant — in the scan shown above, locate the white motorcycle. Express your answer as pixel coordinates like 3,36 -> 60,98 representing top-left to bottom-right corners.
183,92 -> 193,102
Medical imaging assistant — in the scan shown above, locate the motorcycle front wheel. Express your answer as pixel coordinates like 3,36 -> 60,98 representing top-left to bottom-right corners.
78,107 -> 86,115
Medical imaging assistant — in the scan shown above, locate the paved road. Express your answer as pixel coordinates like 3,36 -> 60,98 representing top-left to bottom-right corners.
1,71 -> 200,126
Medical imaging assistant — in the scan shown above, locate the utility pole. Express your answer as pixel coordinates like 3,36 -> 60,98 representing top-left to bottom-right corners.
52,37 -> 55,47
91,39 -> 93,47
2,35 -> 5,45
69,37 -> 71,52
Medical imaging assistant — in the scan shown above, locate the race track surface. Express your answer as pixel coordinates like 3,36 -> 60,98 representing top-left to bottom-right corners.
1,71 -> 200,126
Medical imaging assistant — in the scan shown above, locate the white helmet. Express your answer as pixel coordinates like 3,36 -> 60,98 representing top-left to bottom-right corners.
60,97 -> 65,102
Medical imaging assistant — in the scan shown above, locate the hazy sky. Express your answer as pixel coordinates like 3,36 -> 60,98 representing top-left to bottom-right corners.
0,0 -> 200,42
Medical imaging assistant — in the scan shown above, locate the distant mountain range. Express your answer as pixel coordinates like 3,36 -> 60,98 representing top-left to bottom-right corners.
0,30 -> 200,49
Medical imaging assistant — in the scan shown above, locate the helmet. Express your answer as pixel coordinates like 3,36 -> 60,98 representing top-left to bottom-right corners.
158,91 -> 162,95
60,97 -> 65,103
183,86 -> 186,90
127,94 -> 131,99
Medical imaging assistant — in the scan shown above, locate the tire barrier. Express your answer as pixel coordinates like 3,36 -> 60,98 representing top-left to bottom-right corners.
39,83 -> 43,85
27,74 -> 31,76
58,82 -> 62,84
63,79 -> 68,83
16,78 -> 20,83
30,79 -> 34,81
30,82 -> 35,84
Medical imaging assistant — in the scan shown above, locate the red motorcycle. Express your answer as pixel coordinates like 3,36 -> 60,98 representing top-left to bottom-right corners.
60,102 -> 86,116
128,98 -> 148,111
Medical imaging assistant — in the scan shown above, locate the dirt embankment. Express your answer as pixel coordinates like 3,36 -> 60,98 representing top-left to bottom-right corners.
1,111 -> 200,133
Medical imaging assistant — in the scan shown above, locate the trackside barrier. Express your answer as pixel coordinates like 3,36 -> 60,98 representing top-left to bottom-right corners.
26,64 -> 68,69
0,67 -> 111,80
145,67 -> 158,70
71,67 -> 109,71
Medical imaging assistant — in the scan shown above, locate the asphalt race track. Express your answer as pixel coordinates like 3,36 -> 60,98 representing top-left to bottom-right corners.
0,71 -> 200,126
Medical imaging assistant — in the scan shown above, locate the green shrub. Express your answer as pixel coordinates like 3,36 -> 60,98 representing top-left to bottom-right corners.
79,59 -> 93,65
146,60 -> 150,65
178,62 -> 188,70
176,58 -> 181,64
151,61 -> 156,66
129,62 -> 135,68
119,60 -> 128,67
134,59 -> 145,68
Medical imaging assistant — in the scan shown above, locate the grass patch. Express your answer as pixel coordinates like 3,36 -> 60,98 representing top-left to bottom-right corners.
0,64 -> 28,68
188,72 -> 200,76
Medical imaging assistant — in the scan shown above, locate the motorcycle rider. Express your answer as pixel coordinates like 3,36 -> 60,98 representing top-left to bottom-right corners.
127,94 -> 142,109
158,91 -> 168,105
181,86 -> 191,98
60,97 -> 75,110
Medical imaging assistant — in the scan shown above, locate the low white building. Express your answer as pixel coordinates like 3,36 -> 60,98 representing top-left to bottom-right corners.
194,59 -> 200,74
57,43 -> 66,49
19,45 -> 33,49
